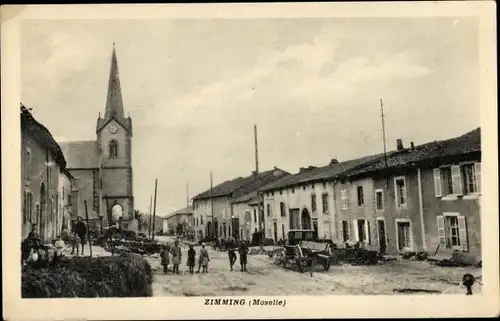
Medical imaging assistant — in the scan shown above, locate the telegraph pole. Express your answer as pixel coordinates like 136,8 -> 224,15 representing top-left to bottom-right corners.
152,179 -> 158,241
148,195 -> 152,239
210,172 -> 214,237
380,99 -> 389,188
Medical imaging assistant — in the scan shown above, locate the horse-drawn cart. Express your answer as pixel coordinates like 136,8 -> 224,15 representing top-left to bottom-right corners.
272,230 -> 335,272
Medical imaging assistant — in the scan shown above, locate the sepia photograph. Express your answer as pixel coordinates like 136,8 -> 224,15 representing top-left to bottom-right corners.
2,2 -> 498,320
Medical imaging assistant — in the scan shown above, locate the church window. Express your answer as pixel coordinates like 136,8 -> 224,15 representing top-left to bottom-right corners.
109,140 -> 118,158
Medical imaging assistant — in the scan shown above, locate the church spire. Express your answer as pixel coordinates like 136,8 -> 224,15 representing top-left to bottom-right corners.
104,43 -> 124,119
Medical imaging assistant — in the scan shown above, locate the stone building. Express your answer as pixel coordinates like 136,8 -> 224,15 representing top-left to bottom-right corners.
346,128 -> 481,260
192,167 -> 289,241
163,207 -> 194,235
59,45 -> 135,231
21,104 -> 76,242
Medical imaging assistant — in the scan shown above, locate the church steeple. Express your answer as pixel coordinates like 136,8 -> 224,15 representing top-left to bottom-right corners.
97,43 -> 132,135
105,43 -> 124,119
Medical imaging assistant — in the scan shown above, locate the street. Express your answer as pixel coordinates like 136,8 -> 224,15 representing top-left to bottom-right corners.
80,237 -> 482,296
138,237 -> 482,296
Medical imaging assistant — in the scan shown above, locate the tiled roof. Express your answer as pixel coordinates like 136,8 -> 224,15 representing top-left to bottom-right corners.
233,190 -> 259,204
59,140 -> 100,169
260,154 -> 386,192
347,128 -> 481,177
192,168 -> 290,200
21,104 -> 67,169
164,207 -> 194,219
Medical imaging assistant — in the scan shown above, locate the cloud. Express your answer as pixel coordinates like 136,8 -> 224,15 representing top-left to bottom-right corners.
143,29 -> 432,129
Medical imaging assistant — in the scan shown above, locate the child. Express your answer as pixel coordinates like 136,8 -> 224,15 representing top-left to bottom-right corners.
54,235 -> 66,258
70,232 -> 81,256
160,245 -> 170,274
228,247 -> 237,271
199,243 -> 210,273
187,245 -> 196,273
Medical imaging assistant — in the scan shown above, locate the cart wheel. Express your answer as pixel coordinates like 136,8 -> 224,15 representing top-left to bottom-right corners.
297,259 -> 304,273
322,259 -> 331,271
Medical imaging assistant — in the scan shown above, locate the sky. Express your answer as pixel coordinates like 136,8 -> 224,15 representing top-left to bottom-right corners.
21,18 -> 480,216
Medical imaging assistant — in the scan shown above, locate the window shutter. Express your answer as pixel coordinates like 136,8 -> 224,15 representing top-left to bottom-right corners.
474,162 -> 481,194
451,165 -> 463,195
433,168 -> 442,197
458,216 -> 469,252
337,224 -> 343,242
437,216 -> 446,247
365,220 -> 371,244
353,220 -> 359,242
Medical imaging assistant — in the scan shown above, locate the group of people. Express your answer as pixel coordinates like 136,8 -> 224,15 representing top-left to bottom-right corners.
21,217 -> 89,265
159,239 -> 249,274
160,240 -> 210,274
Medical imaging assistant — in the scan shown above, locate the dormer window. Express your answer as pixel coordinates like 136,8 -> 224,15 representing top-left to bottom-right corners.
109,140 -> 118,158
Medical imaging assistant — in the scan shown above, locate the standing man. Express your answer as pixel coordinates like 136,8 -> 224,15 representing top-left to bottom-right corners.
171,240 -> 182,274
238,241 -> 249,272
74,217 -> 87,255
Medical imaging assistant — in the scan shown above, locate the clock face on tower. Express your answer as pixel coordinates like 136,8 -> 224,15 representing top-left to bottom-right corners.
109,125 -> 118,134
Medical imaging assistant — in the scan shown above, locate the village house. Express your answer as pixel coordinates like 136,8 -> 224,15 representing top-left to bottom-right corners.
261,155 -> 384,244
344,128 -> 481,261
192,167 -> 289,241
21,104 -> 76,242
162,207 -> 194,236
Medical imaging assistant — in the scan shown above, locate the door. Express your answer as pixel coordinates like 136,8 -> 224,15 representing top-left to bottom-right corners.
377,219 -> 387,254
273,221 -> 278,243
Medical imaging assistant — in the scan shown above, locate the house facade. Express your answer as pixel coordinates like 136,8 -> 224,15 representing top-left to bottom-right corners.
345,129 -> 481,260
192,168 -> 289,241
163,207 -> 194,235
261,156 -> 385,244
21,104 -> 76,243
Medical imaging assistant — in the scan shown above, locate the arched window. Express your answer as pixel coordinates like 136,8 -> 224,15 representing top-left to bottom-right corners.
109,140 -> 118,158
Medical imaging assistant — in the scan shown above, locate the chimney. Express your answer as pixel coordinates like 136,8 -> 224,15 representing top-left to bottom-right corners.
396,139 -> 404,151
410,142 -> 415,150
330,158 -> 339,165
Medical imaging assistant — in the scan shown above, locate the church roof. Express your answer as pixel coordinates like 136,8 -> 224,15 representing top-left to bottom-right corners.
59,140 -> 100,169
106,44 -> 124,119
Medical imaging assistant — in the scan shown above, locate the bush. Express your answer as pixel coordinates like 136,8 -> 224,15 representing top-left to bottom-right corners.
22,254 -> 153,298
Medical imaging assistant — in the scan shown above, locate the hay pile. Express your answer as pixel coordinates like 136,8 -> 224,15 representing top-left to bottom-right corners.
22,254 -> 153,298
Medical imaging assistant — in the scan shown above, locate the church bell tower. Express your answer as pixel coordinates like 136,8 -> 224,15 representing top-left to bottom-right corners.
96,44 -> 135,229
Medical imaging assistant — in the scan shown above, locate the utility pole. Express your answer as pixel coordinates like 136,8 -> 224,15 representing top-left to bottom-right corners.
148,195 -> 152,239
254,124 -> 259,174
210,171 -> 214,237
254,124 -> 264,235
152,179 -> 158,241
380,99 -> 389,188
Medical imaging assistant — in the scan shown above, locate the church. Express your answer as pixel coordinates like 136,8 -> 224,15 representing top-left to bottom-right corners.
60,45 -> 136,231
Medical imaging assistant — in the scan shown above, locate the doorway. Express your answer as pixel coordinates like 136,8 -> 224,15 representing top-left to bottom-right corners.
301,208 -> 311,229
377,219 -> 387,254
273,221 -> 278,243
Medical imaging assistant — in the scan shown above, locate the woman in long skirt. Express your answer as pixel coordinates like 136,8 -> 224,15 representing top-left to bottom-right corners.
187,245 -> 196,273
199,243 -> 210,273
